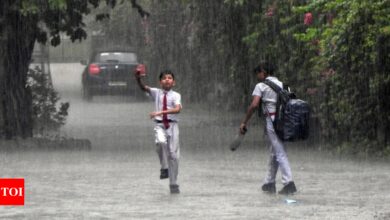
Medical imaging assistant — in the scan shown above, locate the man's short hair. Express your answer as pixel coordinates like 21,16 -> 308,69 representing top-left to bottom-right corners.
253,62 -> 275,75
159,70 -> 175,80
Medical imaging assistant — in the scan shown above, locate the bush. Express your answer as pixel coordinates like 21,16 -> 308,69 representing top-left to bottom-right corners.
27,66 -> 69,136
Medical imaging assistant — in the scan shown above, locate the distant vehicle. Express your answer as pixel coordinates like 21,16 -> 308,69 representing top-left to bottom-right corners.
81,48 -> 146,100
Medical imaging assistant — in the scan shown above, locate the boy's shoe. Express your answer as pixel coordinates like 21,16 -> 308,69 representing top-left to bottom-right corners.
278,181 -> 297,195
160,169 -> 169,179
170,184 -> 180,194
261,182 -> 276,193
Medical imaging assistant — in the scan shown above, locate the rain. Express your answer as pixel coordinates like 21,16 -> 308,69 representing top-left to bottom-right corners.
0,0 -> 389,219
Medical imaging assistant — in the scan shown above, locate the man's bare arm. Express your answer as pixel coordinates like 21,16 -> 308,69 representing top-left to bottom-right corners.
240,96 -> 261,134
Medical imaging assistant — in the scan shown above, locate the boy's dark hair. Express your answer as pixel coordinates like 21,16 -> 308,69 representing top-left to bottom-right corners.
253,62 -> 275,75
159,70 -> 175,80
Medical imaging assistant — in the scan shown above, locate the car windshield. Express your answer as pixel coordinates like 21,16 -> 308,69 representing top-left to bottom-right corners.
95,52 -> 137,63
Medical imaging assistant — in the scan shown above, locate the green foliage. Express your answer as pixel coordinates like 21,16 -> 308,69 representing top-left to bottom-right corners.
224,0 -> 246,6
15,0 -> 119,46
27,66 -> 69,135
0,0 -> 149,139
89,0 -> 389,155
291,0 -> 390,153
216,0 -> 390,154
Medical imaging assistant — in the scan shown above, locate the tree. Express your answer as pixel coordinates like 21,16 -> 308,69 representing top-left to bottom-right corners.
294,0 -> 390,153
46,0 -> 389,154
0,0 -> 148,139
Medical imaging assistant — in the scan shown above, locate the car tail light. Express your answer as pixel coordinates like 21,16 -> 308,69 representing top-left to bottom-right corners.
89,64 -> 100,75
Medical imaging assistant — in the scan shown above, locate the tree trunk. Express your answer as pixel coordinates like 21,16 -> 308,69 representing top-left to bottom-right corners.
0,46 -> 6,138
0,6 -> 35,139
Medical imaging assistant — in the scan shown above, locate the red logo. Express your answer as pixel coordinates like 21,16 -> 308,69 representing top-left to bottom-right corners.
0,178 -> 24,205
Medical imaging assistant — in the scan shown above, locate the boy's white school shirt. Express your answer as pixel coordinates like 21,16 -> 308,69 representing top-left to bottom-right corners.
149,88 -> 182,122
252,76 -> 283,115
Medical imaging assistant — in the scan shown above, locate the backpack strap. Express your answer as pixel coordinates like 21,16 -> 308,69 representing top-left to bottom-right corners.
263,79 -> 282,93
265,79 -> 296,101
260,80 -> 281,118
263,79 -> 284,122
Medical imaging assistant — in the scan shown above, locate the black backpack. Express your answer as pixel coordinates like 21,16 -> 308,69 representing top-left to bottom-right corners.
263,79 -> 310,141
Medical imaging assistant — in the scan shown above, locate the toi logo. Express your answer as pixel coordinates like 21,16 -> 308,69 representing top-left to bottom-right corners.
0,178 -> 24,205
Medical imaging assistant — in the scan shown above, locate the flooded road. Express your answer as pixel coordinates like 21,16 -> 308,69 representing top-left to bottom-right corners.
1,63 -> 389,219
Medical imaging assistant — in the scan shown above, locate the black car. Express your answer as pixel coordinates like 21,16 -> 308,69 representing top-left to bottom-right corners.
81,48 -> 145,100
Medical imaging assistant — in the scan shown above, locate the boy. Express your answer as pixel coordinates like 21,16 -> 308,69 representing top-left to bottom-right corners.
135,69 -> 182,194
239,62 -> 297,195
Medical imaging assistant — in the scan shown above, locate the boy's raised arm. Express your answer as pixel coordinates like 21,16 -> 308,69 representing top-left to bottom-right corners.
135,72 -> 150,93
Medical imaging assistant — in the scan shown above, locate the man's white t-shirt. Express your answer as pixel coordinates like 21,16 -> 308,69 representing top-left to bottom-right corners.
149,88 -> 182,121
252,76 -> 283,114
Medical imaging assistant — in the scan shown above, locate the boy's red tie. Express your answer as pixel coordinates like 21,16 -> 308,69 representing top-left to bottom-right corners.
162,92 -> 170,129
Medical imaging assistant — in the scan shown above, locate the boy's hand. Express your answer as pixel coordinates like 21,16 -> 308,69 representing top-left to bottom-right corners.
134,71 -> 142,79
150,111 -> 162,119
239,123 -> 247,135
135,64 -> 146,78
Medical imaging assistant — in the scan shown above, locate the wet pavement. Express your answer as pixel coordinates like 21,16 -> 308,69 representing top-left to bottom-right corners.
0,63 -> 389,219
